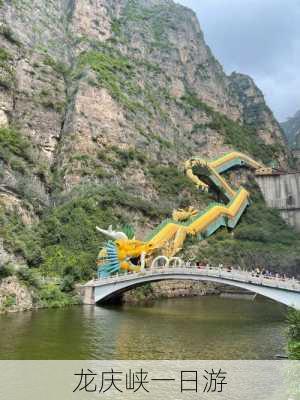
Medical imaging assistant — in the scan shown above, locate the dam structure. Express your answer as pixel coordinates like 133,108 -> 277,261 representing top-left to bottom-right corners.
256,172 -> 300,231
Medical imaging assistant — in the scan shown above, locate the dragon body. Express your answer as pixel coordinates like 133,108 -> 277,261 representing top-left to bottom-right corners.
96,151 -> 266,278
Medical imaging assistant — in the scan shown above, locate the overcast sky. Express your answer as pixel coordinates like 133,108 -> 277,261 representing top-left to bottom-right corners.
176,0 -> 300,122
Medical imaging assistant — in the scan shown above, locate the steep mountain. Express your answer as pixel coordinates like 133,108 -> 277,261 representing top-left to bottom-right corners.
281,110 -> 300,148
0,0 -> 299,305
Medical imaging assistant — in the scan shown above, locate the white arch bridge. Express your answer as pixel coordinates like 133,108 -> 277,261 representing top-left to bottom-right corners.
81,259 -> 300,310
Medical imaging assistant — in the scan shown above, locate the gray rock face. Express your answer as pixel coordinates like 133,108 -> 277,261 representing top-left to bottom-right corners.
122,280 -> 219,304
0,0 -> 289,264
229,73 -> 285,144
281,110 -> 300,148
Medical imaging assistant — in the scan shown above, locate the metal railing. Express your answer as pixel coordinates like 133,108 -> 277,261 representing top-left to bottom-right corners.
87,265 -> 300,292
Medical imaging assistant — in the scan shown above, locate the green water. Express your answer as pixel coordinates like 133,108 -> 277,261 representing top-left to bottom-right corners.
0,297 -> 287,359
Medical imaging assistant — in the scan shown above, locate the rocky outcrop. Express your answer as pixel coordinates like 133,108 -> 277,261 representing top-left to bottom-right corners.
281,110 -> 300,148
122,280 -> 219,304
229,73 -> 287,152
0,276 -> 33,313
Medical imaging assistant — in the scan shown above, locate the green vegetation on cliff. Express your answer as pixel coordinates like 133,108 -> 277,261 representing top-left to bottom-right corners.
0,184 -> 171,289
0,55 -> 15,90
0,127 -> 33,165
287,309 -> 300,360
77,49 -> 146,113
187,184 -> 300,276
181,93 -> 284,165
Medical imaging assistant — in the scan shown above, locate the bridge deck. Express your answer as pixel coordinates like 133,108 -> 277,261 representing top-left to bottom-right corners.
86,267 -> 300,293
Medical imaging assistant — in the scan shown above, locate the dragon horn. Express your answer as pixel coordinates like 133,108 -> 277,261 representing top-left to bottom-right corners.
96,226 -> 128,240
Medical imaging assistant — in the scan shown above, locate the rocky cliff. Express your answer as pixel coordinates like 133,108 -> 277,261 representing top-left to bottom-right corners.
281,110 -> 300,148
1,0 -> 299,296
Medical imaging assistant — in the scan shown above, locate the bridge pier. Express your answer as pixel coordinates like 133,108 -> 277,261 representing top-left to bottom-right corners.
80,285 -> 95,305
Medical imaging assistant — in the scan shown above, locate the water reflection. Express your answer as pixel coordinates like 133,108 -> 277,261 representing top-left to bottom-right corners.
0,297 -> 287,360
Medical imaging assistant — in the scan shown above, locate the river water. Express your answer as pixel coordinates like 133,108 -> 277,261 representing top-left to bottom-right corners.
0,297 -> 287,359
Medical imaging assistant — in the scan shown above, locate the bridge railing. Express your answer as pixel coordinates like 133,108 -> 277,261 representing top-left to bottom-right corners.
88,265 -> 300,292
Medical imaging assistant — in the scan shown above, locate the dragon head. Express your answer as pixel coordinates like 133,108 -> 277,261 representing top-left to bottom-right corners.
96,225 -> 155,278
115,239 -> 155,271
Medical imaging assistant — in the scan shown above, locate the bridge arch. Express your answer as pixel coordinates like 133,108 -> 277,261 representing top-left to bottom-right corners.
91,270 -> 300,309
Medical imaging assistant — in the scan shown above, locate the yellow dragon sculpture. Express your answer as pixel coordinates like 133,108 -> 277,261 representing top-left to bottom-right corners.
96,151 -> 268,278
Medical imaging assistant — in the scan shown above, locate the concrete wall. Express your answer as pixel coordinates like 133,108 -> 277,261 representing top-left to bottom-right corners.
256,173 -> 300,231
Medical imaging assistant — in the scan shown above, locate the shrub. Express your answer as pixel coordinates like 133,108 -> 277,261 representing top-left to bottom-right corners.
77,50 -> 145,112
17,267 -> 42,288
0,127 -> 33,164
60,274 -> 76,293
0,263 -> 15,279
287,309 -> 300,360
0,25 -> 20,46
0,47 -> 10,63
148,164 -> 196,196
38,283 -> 75,308
0,206 -> 44,268
41,246 -> 93,280
15,175 -> 49,207
0,48 -> 15,90
109,146 -> 146,169
111,18 -> 122,36
181,93 -> 212,114
3,294 -> 16,308
43,55 -> 69,77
